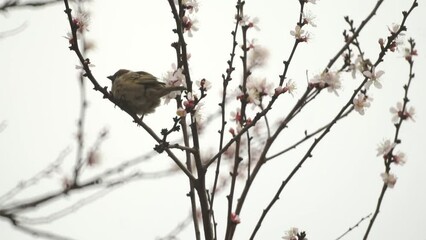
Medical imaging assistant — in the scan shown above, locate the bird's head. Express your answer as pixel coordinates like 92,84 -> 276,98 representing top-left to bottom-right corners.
107,69 -> 130,82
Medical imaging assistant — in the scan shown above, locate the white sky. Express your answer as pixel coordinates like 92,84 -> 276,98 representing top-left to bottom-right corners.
1,0 -> 425,239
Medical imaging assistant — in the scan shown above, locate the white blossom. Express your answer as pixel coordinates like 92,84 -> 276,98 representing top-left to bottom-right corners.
363,67 -> 384,89
381,172 -> 397,188
376,139 -> 396,157
353,93 -> 371,115
282,227 -> 299,240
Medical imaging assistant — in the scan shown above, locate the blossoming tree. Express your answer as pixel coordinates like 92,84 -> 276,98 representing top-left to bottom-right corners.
0,0 -> 421,239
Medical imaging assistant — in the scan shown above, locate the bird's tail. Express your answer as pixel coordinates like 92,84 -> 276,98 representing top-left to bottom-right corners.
168,86 -> 186,91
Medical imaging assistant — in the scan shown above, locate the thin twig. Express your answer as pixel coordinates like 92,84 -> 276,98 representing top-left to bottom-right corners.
0,0 -> 78,11
0,22 -> 27,38
266,107 -> 353,161
73,8 -> 88,183
0,147 -> 71,205
335,213 -> 372,240
210,0 -> 242,219
156,212 -> 193,240
13,223 -> 75,240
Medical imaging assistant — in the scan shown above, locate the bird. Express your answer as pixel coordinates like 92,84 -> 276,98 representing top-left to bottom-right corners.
107,69 -> 186,117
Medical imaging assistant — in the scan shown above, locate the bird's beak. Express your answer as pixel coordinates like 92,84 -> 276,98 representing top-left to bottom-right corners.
107,75 -> 113,81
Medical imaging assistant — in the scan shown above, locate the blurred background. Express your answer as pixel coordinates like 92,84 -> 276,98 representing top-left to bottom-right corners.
0,0 -> 425,239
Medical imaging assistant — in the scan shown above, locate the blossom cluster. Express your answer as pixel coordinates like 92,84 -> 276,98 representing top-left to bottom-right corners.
248,45 -> 269,70
177,0 -> 199,37
244,77 -> 274,106
309,71 -> 342,95
375,96 -> 416,188
378,23 -> 405,52
345,54 -> 372,79
163,63 -> 210,126
282,227 -> 307,240
275,80 -> 297,97
403,46 -> 418,62
73,11 -> 90,33
352,93 -> 371,115
390,102 -> 415,123
290,1 -> 317,42
238,15 -> 260,30
350,38 -> 417,116
363,67 -> 385,89
376,138 -> 408,189
229,107 -> 247,137
163,63 -> 186,105
377,139 -> 400,189
64,10 -> 91,46
237,13 -> 267,72
290,25 -> 310,42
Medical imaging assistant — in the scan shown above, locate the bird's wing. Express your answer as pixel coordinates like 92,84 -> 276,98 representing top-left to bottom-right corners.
127,71 -> 165,86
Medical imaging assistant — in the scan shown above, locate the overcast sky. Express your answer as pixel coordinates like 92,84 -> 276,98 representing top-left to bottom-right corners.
1,0 -> 425,239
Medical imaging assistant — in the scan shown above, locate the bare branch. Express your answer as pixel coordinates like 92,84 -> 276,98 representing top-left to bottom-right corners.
0,147 -> 71,205
0,22 -> 27,38
13,223 -> 75,240
0,0 -> 81,12
335,213 -> 372,240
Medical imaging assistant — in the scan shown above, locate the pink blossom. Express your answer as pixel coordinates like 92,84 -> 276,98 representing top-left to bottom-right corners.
381,172 -> 397,188
390,102 -> 415,123
393,151 -> 406,165
182,16 -> 199,37
248,46 -> 269,69
282,227 -> 299,240
87,150 -> 101,167
183,92 -> 197,109
229,127 -> 236,137
403,47 -> 418,61
230,108 -> 242,123
310,71 -> 341,95
62,176 -> 73,190
246,38 -> 259,50
230,213 -> 241,224
275,82 -> 296,97
73,11 -> 90,33
290,25 -> 310,42
274,86 -> 284,96
196,78 -> 211,91
353,93 -> 371,115
378,37 -> 403,52
247,17 -> 260,30
244,77 -> 273,106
